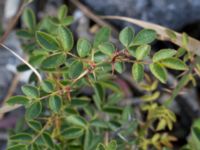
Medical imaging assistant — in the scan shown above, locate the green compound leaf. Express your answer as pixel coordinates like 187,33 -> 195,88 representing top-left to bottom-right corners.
58,5 -> 68,20
150,63 -> 167,83
99,42 -> 115,56
135,44 -> 151,60
36,31 -> 59,51
62,127 -> 84,139
41,53 -> 65,69
22,8 -> 36,30
132,29 -> 156,46
21,85 -> 39,99
58,26 -> 74,51
132,63 -> 144,82
49,95 -> 62,113
41,80 -> 55,93
119,27 -> 135,48
153,49 -> 177,62
68,61 -> 83,78
94,27 -> 111,47
77,38 -> 92,57
160,58 -> 188,70
65,115 -> 87,127
7,96 -> 29,106
26,101 -> 42,120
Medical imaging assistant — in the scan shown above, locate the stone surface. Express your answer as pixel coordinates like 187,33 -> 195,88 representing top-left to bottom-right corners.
81,0 -> 200,30
0,32 -> 22,100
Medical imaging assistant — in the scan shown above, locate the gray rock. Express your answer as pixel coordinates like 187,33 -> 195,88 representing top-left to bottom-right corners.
81,0 -> 200,29
0,32 -> 22,100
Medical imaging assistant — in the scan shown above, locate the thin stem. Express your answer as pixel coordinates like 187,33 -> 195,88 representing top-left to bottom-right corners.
29,118 -> 52,144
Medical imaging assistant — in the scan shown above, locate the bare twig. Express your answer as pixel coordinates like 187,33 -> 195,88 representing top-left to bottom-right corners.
100,16 -> 200,56
69,0 -> 118,36
0,73 -> 20,107
0,104 -> 21,115
0,44 -> 42,82
0,1 -> 28,43
0,0 -> 32,118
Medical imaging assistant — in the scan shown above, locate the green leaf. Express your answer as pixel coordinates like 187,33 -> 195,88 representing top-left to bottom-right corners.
29,54 -> 46,67
176,47 -> 186,57
27,120 -> 42,131
119,27 -> 134,47
150,63 -> 167,83
90,119 -> 108,128
7,144 -> 27,150
26,101 -> 42,120
94,27 -> 111,47
49,95 -> 62,113
10,133 -> 32,142
16,29 -> 33,38
99,42 -> 115,56
135,44 -> 151,60
96,144 -> 106,150
58,5 -> 68,20
132,29 -> 156,45
61,16 -> 74,26
153,49 -> 177,62
122,106 -> 132,121
41,53 -> 65,69
84,129 -> 93,150
189,127 -> 200,150
94,51 -> 108,63
114,62 -> 125,73
42,132 -> 54,148
156,119 -> 167,131
100,81 -> 121,93
182,32 -> 189,48
168,73 -> 190,103
41,80 -> 55,93
71,97 -> 90,107
93,83 -> 104,109
132,63 -> 144,82
36,31 -> 59,51
7,96 -> 29,106
21,85 -> 39,98
62,127 -> 84,139
22,8 -> 36,30
58,26 -> 74,51
160,58 -> 188,70
106,140 -> 117,150
165,29 -> 177,40
68,61 -> 83,78
141,91 -> 160,102
65,115 -> 87,127
77,38 -> 92,57
103,106 -> 122,115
